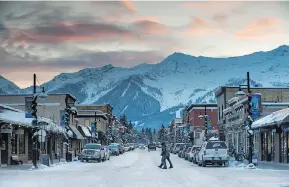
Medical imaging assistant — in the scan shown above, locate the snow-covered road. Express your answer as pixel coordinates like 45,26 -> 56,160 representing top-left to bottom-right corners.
1,149 -> 289,187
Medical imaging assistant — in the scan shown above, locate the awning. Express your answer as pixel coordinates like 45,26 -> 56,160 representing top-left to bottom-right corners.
252,108 -> 289,129
78,125 -> 91,137
68,125 -> 84,140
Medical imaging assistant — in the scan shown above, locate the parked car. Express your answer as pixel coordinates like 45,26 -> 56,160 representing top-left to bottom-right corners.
198,141 -> 229,167
148,144 -> 156,151
81,143 -> 106,162
195,150 -> 200,164
111,143 -> 124,154
139,144 -> 145,150
124,144 -> 131,152
189,146 -> 201,162
118,143 -> 125,154
129,143 -> 135,151
109,144 -> 120,156
184,147 -> 192,160
103,146 -> 111,161
172,143 -> 183,154
180,144 -> 191,158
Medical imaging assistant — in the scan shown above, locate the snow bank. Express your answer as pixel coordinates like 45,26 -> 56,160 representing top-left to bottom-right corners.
229,161 -> 246,168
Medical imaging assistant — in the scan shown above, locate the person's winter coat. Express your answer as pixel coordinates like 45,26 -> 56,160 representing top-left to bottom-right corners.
161,143 -> 167,156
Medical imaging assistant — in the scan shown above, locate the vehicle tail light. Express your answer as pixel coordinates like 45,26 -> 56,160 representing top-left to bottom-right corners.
204,150 -> 206,155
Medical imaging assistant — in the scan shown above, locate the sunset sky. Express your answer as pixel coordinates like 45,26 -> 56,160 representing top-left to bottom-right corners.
0,1 -> 289,88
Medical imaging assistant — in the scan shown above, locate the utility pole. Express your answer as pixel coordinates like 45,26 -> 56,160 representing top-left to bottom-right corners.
247,72 -> 253,164
94,112 -> 97,143
32,73 -> 38,168
204,105 -> 208,142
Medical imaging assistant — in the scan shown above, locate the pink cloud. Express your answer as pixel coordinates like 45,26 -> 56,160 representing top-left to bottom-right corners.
235,18 -> 284,40
183,18 -> 222,36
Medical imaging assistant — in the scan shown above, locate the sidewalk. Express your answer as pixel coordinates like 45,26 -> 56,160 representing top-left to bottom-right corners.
257,161 -> 289,171
0,159 -> 67,171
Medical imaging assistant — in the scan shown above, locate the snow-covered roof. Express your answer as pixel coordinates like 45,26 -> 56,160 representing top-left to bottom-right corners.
252,108 -> 289,129
0,104 -> 23,112
227,97 -> 239,105
0,105 -> 66,134
68,125 -> 84,139
78,125 -> 91,137
0,109 -> 33,127
233,97 -> 248,108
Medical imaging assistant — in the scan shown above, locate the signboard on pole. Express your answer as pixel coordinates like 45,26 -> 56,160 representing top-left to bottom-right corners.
91,122 -> 95,137
25,97 -> 33,118
60,110 -> 65,126
251,93 -> 261,119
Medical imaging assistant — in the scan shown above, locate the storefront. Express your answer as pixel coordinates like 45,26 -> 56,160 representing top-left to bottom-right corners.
67,125 -> 84,157
280,126 -> 289,163
0,106 -> 32,166
252,108 -> 289,164
0,105 -> 67,166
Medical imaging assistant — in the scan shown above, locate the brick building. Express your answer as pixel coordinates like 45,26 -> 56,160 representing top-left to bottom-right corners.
186,104 -> 218,145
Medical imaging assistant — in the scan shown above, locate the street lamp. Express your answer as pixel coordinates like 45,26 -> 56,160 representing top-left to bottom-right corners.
31,74 -> 48,168
235,72 -> 253,164
198,114 -> 209,142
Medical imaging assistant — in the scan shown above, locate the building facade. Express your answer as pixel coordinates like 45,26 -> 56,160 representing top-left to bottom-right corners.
215,86 -> 289,142
0,94 -> 83,161
252,108 -> 289,164
0,105 -> 65,166
76,104 -> 113,144
186,104 -> 218,146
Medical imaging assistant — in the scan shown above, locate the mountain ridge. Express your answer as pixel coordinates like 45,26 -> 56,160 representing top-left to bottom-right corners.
1,44 -> 289,129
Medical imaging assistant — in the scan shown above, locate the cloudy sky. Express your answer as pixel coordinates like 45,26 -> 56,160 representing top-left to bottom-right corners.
0,1 -> 289,88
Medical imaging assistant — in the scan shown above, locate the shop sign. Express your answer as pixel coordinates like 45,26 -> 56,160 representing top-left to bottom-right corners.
0,125 -> 12,134
15,129 -> 24,135
251,93 -> 262,119
282,126 -> 289,133
25,97 -> 33,118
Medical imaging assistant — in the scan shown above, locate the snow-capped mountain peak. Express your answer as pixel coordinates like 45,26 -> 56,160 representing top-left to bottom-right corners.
1,45 -> 289,129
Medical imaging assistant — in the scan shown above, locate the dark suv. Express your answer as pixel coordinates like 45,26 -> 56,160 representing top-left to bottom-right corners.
148,144 -> 156,151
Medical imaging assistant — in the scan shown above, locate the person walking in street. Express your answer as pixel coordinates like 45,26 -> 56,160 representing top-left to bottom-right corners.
166,149 -> 173,168
158,142 -> 167,169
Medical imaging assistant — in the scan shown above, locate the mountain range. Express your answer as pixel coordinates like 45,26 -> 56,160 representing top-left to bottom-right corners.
1,45 -> 289,130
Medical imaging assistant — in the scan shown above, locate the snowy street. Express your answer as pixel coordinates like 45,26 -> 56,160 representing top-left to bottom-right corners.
1,149 -> 289,187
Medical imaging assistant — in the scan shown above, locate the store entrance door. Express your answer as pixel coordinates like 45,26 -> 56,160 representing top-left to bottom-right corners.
1,133 -> 9,165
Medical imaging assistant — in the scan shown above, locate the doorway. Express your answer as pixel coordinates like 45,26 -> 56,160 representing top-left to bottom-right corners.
1,133 -> 9,165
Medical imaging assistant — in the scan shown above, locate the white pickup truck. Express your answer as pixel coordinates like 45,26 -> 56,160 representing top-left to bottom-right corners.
197,140 -> 229,167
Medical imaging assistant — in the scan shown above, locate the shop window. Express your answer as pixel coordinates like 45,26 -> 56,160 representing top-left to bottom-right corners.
11,133 -> 17,154
19,134 -> 25,154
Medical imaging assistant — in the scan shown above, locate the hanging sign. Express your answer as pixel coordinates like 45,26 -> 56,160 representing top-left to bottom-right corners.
251,93 -> 261,119
60,110 -> 65,126
25,97 -> 33,118
1,125 -> 12,134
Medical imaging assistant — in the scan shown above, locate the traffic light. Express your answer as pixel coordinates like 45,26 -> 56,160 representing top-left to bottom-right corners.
31,97 -> 38,119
